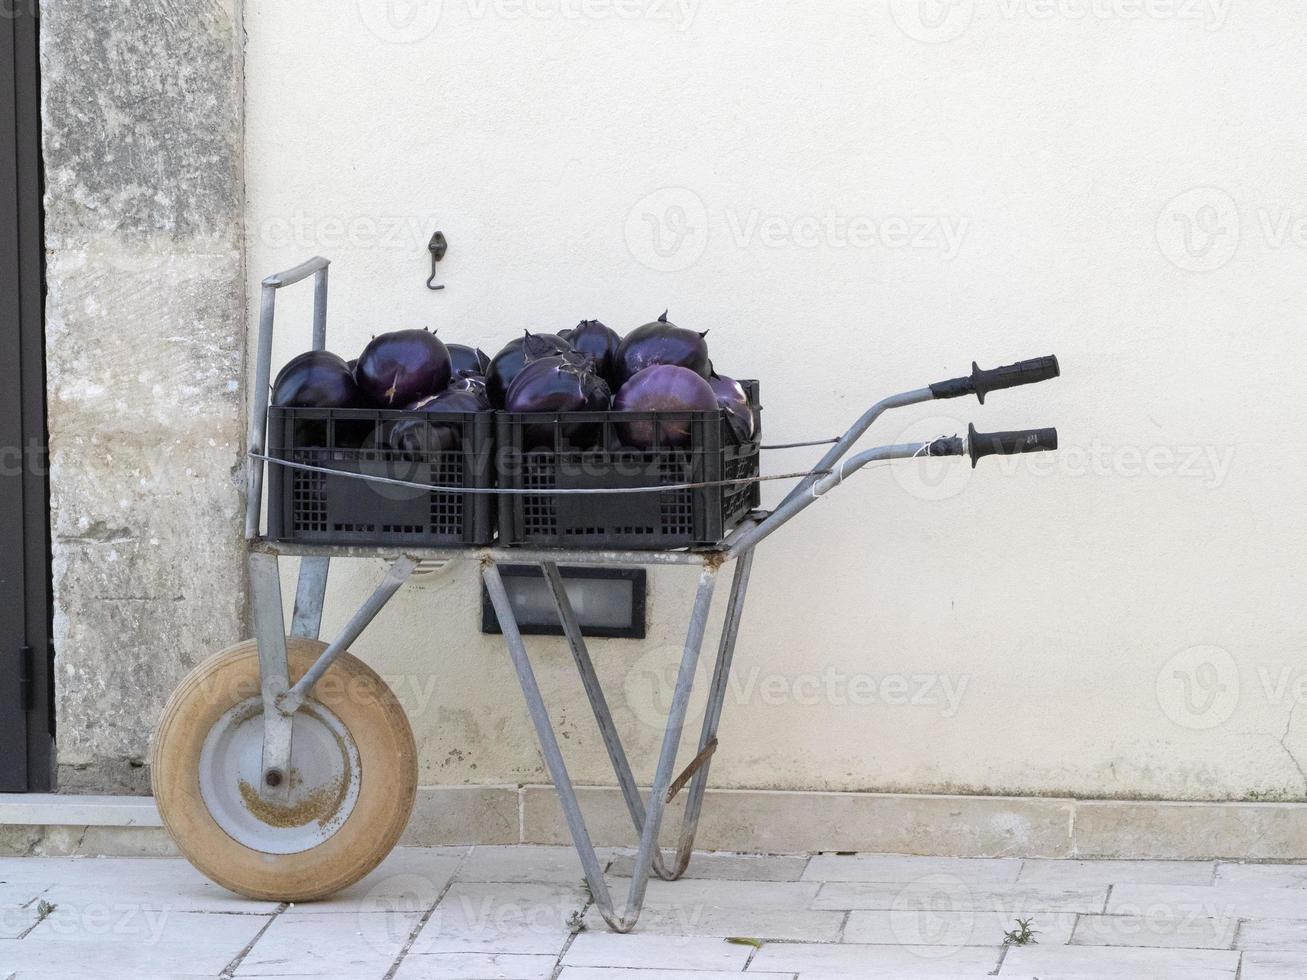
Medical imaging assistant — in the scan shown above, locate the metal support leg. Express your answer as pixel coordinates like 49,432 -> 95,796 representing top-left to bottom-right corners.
539,563 -> 676,881
252,552 -> 409,802
291,556 -> 330,639
249,552 -> 293,802
542,555 -> 755,883
482,562 -> 616,918
485,560 -> 719,932
282,555 -> 416,711
670,547 -> 754,876
621,565 -> 717,923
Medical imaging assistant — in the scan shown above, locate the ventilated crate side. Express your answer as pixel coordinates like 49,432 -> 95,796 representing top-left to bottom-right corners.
496,381 -> 760,550
266,407 -> 494,547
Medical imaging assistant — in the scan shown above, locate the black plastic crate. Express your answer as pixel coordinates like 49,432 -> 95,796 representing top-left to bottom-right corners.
267,407 -> 495,547
497,381 -> 761,550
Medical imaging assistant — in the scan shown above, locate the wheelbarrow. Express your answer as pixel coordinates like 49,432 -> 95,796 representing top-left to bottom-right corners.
150,256 -> 1060,932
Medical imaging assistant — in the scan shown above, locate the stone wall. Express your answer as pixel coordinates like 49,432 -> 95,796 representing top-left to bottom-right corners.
41,0 -> 247,791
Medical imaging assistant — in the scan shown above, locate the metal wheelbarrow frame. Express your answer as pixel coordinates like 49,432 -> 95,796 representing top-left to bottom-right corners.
230,256 -> 1060,932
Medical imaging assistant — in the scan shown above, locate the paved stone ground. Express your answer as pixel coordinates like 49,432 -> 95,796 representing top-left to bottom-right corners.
5,846 -> 1307,978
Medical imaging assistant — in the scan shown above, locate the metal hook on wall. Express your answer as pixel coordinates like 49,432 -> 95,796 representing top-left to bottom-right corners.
426,230 -> 448,290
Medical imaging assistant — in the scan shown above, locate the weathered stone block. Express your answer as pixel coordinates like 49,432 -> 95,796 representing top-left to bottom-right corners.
41,0 -> 246,791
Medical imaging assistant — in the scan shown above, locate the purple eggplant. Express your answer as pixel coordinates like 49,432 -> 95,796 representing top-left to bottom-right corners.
272,350 -> 360,408
565,319 -> 622,388
505,354 -> 611,449
485,331 -> 573,408
613,364 -> 717,449
355,328 -> 451,407
447,344 -> 491,378
708,373 -> 755,442
387,389 -> 484,454
449,372 -> 491,405
614,311 -> 709,386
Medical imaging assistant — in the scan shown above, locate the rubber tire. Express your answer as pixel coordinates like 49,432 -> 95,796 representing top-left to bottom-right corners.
151,637 -> 417,902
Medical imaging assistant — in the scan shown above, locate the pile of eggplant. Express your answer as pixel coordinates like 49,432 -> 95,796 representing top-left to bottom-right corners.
271,313 -> 756,453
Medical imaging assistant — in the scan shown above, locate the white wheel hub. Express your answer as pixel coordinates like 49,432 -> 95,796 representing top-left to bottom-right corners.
198,697 -> 361,854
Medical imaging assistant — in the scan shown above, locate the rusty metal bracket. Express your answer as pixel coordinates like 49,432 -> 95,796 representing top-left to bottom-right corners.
666,737 -> 718,803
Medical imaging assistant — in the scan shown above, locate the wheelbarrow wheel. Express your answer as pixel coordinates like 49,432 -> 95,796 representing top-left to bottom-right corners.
151,637 -> 417,902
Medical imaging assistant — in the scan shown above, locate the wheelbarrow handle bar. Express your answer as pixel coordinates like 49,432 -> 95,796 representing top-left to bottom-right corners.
930,355 -> 1060,404
245,256 -> 332,540
778,387 -> 935,505
731,421 -> 1058,555
729,437 -> 964,555
261,255 -> 330,289
967,423 -> 1058,468
780,354 -> 1059,506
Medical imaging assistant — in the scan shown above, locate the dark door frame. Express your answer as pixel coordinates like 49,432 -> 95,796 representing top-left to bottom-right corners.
1,0 -> 52,792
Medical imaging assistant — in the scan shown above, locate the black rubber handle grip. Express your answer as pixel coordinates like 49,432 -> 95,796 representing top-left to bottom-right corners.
930,355 -> 1060,403
967,423 -> 1058,468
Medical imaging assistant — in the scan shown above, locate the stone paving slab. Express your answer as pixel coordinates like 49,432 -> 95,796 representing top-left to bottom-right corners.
802,854 -> 1021,884
842,907 -> 1078,946
1237,917 -> 1307,951
234,910 -> 422,976
3,855 -> 281,913
638,878 -> 821,909
749,939 -> 1003,975
287,848 -> 466,917
1216,862 -> 1307,888
813,879 -> 1109,913
14,845 -> 1307,976
561,931 -> 752,971
580,899 -> 845,942
1109,882 -> 1307,919
1241,951 -> 1307,978
1,907 -> 271,978
392,951 -> 558,979
1072,912 -> 1238,949
1000,943 -> 1241,977
410,881 -> 579,956
607,850 -> 809,881
1018,858 -> 1216,887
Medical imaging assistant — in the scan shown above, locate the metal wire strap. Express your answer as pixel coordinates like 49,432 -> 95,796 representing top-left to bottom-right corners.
760,438 -> 839,449
249,452 -> 833,496
816,436 -> 957,491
